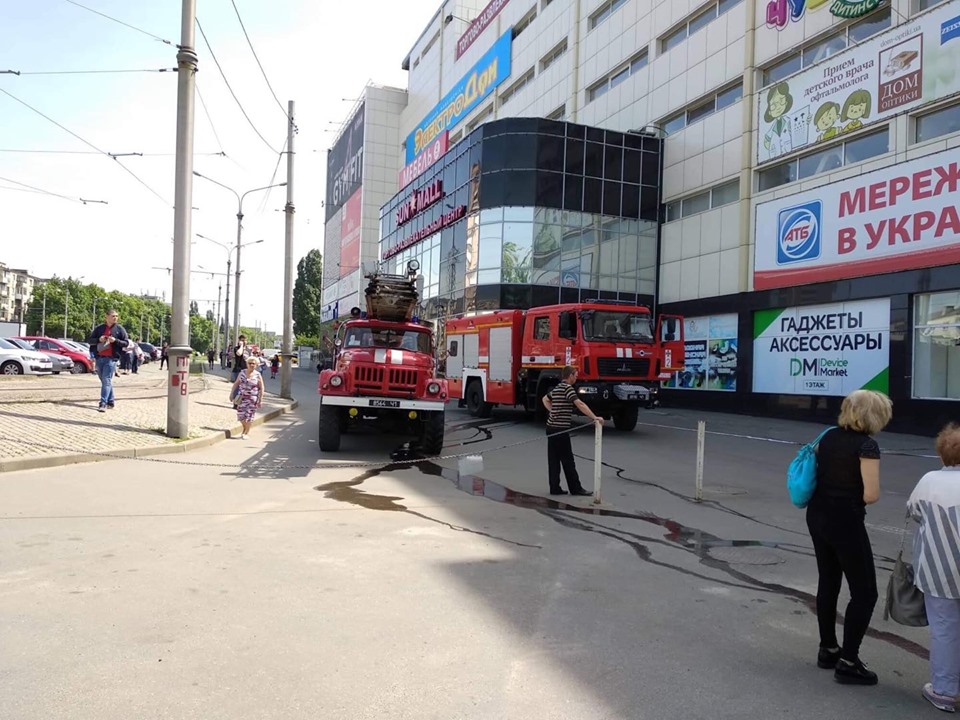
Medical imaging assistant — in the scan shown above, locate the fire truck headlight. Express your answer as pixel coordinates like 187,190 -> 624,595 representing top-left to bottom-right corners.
427,381 -> 441,394
578,386 -> 597,394
330,375 -> 344,388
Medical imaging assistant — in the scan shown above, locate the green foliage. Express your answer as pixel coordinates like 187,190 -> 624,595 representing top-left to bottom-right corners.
189,314 -> 216,353
292,249 -> 323,338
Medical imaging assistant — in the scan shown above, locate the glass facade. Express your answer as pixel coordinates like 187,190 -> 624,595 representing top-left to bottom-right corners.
914,290 -> 960,400
380,118 -> 662,319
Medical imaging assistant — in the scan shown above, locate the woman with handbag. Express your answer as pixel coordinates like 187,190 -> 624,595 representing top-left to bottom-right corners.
908,423 -> 960,712
230,356 -> 264,440
807,390 -> 892,686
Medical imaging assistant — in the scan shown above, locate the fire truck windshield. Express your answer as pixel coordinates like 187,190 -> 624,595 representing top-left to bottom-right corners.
581,311 -> 653,343
343,327 -> 432,354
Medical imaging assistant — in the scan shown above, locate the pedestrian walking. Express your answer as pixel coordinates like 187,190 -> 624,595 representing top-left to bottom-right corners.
159,342 -> 169,370
541,365 -> 603,496
907,423 -> 960,712
231,356 -> 264,440
129,339 -> 140,375
806,389 -> 892,686
87,308 -> 129,412
206,348 -> 215,369
231,335 -> 247,382
270,354 -> 279,380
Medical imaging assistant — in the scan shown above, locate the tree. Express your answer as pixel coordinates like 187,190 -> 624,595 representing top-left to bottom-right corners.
205,309 -> 214,322
189,300 -> 199,317
293,249 -> 323,338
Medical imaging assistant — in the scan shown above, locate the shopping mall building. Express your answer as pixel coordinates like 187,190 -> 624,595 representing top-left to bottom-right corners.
322,0 -> 960,431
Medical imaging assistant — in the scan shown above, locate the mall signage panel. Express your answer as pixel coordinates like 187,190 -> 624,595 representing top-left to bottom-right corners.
662,315 -> 738,392
405,30 -> 512,163
326,102 -> 365,222
398,132 -> 448,189
340,189 -> 362,278
754,149 -> 960,290
752,298 -> 890,396
757,0 -> 960,164
456,0 -> 510,60
766,0 -> 887,30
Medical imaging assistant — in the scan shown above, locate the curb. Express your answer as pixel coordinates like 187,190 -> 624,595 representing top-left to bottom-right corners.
0,399 -> 299,474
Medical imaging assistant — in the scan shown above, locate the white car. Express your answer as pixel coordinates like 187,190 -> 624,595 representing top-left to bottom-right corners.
0,337 -> 54,375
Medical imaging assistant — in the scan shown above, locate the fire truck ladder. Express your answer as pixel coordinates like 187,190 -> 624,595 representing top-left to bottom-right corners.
363,268 -> 420,323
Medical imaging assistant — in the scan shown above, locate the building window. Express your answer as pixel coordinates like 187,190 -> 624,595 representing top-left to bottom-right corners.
541,0 -> 555,8
913,0 -> 948,10
466,103 -> 494,132
449,129 -> 463,145
421,29 -> 440,57
913,290 -> 960,400
513,6 -> 538,39
760,8 -> 891,87
757,127 -> 889,191
499,68 -> 535,106
664,179 -> 740,222
658,82 -> 743,134
586,50 -> 648,103
589,0 -> 627,30
659,0 -> 744,53
546,104 -> 566,120
915,102 -> 960,143
540,38 -> 568,72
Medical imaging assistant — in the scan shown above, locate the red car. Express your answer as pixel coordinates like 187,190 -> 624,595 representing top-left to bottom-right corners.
16,336 -> 94,374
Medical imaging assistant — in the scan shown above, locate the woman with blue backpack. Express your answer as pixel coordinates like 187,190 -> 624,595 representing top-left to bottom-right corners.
804,389 -> 892,686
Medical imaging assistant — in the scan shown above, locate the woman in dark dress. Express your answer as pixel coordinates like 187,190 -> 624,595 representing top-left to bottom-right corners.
807,389 -> 892,686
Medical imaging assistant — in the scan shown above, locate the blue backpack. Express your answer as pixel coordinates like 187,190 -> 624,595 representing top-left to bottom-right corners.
787,427 -> 835,508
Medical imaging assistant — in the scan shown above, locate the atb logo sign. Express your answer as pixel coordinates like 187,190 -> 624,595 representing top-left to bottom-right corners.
777,200 -> 821,266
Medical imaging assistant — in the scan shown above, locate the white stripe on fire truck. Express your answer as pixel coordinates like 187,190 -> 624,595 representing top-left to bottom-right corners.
390,350 -> 404,364
374,349 -> 387,363
478,355 -> 489,363
525,356 -> 556,364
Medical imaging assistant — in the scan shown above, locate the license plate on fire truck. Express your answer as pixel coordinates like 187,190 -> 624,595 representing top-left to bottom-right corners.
613,384 -> 649,401
369,399 -> 401,408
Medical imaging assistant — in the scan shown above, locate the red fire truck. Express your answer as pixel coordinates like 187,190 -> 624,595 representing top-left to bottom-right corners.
444,302 -> 684,431
317,263 -> 448,453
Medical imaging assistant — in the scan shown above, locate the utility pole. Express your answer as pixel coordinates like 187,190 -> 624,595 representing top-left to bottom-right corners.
223,256 -> 231,367
167,0 -> 198,439
64,287 -> 69,339
215,282 -> 222,357
41,285 -> 46,336
92,297 -> 98,333
280,100 -> 296,400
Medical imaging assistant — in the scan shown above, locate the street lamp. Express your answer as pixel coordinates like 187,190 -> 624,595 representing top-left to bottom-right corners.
192,171 -> 285,360
196,233 -> 263,366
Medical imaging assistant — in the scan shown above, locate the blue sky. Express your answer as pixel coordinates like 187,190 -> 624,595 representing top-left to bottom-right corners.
1,0 -> 438,330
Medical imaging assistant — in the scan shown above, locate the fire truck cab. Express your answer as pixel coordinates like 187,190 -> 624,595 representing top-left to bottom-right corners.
445,302 -> 683,431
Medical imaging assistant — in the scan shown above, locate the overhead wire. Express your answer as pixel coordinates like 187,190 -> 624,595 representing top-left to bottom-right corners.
0,176 -> 82,203
63,0 -> 173,45
195,81 -> 226,156
13,68 -> 176,75
258,136 -> 288,213
195,18 -> 280,154
0,87 -> 170,206
228,0 -> 287,119
0,149 -> 226,156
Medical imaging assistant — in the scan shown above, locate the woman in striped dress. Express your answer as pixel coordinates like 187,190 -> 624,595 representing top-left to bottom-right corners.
908,423 -> 960,713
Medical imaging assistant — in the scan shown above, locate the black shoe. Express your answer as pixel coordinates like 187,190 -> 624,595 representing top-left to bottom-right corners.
549,489 -> 568,496
570,489 -> 593,496
97,404 -> 106,413
817,647 -> 841,669
107,403 -> 115,409
835,658 -> 878,686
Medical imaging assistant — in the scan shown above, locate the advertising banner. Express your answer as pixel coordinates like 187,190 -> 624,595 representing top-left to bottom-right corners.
456,0 -> 510,60
765,0 -> 887,32
326,103 -> 365,222
752,298 -> 890,396
754,149 -> 960,290
663,315 -> 739,391
405,30 -> 512,163
340,188 -> 362,278
399,132 -> 449,189
757,0 -> 960,164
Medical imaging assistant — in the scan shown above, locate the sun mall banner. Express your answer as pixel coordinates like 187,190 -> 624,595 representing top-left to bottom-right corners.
752,299 -> 890,396
754,149 -> 960,290
757,0 -> 960,164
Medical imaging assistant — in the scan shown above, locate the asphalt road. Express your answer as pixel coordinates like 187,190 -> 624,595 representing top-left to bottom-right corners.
0,368 -> 939,719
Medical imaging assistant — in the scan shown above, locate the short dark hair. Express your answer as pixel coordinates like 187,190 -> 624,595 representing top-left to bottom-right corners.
936,423 -> 960,467
561,365 -> 577,380
239,335 -> 246,341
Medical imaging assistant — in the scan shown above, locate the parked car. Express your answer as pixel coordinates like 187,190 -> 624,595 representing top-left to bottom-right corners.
0,337 -> 54,375
138,342 -> 159,362
15,336 -> 94,374
6,338 -> 75,374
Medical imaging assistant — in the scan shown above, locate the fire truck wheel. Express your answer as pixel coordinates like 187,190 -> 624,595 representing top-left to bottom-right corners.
612,405 -> 639,432
465,381 -> 492,418
318,405 -> 342,451
421,410 -> 445,456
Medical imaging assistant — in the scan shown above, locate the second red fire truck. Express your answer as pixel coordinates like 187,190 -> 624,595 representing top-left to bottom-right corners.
444,302 -> 684,431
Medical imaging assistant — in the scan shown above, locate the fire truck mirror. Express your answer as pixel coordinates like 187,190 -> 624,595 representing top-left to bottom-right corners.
448,340 -> 458,357
558,311 -> 577,341
662,318 -> 678,342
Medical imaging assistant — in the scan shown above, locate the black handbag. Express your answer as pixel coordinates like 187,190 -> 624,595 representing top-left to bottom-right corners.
883,515 -> 928,627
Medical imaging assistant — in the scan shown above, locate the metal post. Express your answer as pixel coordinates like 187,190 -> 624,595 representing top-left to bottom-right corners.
232,208 -> 242,358
64,287 -> 68,339
592,421 -> 603,505
166,0 -> 198,439
223,256 -> 231,367
41,285 -> 46,336
695,420 -> 705,503
280,100 -> 296,399
92,297 -> 97,334
215,282 -> 222,357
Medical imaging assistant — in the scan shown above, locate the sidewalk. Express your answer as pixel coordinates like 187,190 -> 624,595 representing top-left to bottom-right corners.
0,362 -> 296,472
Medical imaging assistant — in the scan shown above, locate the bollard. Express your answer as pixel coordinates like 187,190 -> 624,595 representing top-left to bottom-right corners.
593,421 -> 603,505
695,420 -> 705,503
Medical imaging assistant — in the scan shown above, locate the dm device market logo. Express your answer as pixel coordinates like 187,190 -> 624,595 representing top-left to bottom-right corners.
777,200 -> 822,266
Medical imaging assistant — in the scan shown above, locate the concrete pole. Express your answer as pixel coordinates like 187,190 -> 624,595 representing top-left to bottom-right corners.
280,100 -> 296,399
215,282 -> 221,356
92,298 -> 97,334
223,255 -> 231,367
64,287 -> 68,339
166,0 -> 198,439
41,285 -> 46,336
232,208 -> 242,359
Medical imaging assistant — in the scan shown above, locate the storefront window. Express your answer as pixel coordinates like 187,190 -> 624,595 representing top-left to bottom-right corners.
914,291 -> 960,400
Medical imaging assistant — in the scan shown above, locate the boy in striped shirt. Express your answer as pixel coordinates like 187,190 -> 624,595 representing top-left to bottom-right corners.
541,365 -> 603,496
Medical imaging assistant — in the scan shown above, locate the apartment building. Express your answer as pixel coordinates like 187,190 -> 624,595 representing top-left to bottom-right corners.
0,262 -> 37,323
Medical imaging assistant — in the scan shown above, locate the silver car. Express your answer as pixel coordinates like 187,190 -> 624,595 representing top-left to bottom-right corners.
0,337 -> 54,375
